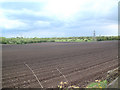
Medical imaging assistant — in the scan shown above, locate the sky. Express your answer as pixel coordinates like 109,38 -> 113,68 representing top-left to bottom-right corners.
0,0 -> 119,38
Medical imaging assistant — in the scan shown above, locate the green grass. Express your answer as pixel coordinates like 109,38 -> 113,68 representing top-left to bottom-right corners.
86,80 -> 107,88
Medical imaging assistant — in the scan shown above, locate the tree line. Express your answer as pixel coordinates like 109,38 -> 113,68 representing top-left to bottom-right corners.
0,36 -> 118,44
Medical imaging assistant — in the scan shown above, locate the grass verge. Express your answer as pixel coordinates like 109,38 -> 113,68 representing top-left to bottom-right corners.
86,80 -> 107,88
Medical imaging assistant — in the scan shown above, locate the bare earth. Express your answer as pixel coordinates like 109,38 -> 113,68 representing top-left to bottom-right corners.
2,41 -> 118,88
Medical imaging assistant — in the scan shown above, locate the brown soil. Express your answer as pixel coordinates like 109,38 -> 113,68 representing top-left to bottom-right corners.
2,41 -> 118,88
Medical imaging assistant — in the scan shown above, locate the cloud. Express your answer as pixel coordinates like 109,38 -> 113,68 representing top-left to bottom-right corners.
0,18 -> 28,30
0,8 -> 28,30
0,0 -> 118,37
0,0 -> 47,2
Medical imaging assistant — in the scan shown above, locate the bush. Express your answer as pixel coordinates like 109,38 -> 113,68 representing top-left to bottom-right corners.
0,36 -> 118,44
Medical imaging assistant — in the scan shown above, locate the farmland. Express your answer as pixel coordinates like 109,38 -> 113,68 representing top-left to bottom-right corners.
2,41 -> 118,88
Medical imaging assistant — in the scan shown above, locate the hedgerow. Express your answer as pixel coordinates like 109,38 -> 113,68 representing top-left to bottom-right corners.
0,36 -> 118,44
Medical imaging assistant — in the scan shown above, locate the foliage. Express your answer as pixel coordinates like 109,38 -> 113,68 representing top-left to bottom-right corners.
57,81 -> 80,89
96,36 -> 118,41
0,37 -> 55,44
0,36 -> 118,44
86,80 -> 107,88
57,80 -> 108,89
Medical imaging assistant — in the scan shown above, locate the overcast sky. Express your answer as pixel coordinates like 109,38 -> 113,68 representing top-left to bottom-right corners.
0,0 -> 118,38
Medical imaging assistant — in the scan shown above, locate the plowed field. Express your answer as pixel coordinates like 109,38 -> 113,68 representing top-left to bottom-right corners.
2,41 -> 118,88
